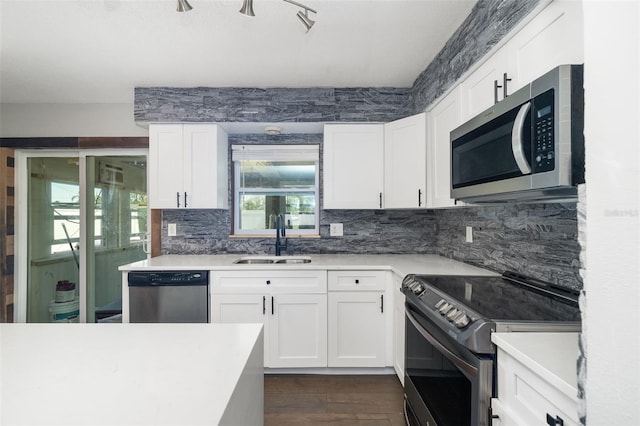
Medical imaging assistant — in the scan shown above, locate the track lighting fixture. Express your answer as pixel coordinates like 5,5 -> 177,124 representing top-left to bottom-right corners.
239,0 -> 255,17
174,0 -> 316,33
176,0 -> 193,12
283,0 -> 317,32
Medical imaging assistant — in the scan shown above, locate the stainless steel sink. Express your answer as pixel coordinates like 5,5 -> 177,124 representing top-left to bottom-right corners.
274,257 -> 312,264
233,256 -> 312,265
233,258 -> 276,264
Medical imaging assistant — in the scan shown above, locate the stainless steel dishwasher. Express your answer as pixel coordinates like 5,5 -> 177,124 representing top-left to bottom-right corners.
128,271 -> 209,323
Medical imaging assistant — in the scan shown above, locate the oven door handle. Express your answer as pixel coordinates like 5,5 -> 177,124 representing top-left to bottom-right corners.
406,309 -> 478,377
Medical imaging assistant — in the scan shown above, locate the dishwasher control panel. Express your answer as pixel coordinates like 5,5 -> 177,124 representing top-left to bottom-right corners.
128,271 -> 208,286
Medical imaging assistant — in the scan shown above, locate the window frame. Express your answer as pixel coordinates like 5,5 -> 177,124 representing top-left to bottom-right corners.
231,144 -> 320,237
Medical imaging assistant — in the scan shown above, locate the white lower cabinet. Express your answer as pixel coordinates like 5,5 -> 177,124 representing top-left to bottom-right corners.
491,333 -> 580,426
327,270 -> 388,368
211,270 -> 328,368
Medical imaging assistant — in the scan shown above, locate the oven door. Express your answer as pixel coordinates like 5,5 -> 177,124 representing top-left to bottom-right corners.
404,302 -> 493,426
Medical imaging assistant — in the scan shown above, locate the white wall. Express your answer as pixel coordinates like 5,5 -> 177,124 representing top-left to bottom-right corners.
584,1 -> 640,424
0,103 -> 147,137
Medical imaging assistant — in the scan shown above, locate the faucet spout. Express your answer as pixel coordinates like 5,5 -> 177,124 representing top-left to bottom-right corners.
275,214 -> 287,256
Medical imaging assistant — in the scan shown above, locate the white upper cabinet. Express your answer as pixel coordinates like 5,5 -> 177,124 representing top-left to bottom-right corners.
323,114 -> 427,210
323,124 -> 384,209
427,86 -> 462,208
505,0 -> 584,91
460,0 -> 584,122
460,49 -> 510,121
384,113 -> 428,209
149,123 -> 228,209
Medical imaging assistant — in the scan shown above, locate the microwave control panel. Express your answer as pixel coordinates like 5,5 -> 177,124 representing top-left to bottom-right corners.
533,89 -> 555,172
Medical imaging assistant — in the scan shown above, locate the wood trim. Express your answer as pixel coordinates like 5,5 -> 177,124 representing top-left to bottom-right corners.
151,209 -> 162,258
78,137 -> 149,149
0,137 -> 78,148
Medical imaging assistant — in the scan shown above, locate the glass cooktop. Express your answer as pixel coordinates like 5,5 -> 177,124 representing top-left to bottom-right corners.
413,273 -> 581,323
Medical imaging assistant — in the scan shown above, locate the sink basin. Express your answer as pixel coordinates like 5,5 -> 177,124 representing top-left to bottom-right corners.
274,257 -> 312,264
233,258 -> 276,264
233,256 -> 312,265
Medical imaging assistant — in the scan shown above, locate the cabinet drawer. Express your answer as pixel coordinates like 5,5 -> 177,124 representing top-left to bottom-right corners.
328,270 -> 387,291
211,270 -> 327,294
497,347 -> 579,426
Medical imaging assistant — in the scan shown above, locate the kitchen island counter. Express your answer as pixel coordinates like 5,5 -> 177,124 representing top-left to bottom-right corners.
0,323 -> 264,426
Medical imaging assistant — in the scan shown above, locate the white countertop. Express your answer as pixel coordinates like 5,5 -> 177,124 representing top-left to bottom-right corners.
0,323 -> 264,425
119,254 -> 499,278
492,332 -> 579,400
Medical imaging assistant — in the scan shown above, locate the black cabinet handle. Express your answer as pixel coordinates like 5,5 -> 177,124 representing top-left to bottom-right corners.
379,192 -> 382,208
546,414 -> 564,426
266,280 -> 271,285
176,192 -> 180,208
418,189 -> 422,207
381,294 -> 384,313
355,279 -> 359,284
184,192 -> 188,208
503,72 -> 512,98
494,80 -> 503,104
263,296 -> 266,315
271,296 -> 274,315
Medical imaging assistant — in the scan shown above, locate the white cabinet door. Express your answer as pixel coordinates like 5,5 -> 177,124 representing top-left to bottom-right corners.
323,124 -> 384,209
149,123 -> 228,209
427,86 -> 462,208
328,292 -> 386,367
269,294 -> 327,368
460,49 -> 508,122
182,124 -> 228,209
505,0 -> 584,94
393,275 -> 405,385
384,113 -> 427,209
149,124 -> 185,209
211,294 -> 269,364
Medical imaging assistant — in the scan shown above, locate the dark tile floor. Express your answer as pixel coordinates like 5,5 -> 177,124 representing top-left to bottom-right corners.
264,374 -> 406,426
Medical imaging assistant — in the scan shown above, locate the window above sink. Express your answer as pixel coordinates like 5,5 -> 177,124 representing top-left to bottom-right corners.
232,145 -> 319,237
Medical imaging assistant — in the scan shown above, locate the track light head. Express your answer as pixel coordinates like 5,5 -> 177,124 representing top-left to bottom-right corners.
176,0 -> 193,12
239,0 -> 255,16
296,9 -> 315,32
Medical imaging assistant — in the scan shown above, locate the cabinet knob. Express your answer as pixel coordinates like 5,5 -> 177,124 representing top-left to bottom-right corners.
355,279 -> 359,284
266,280 -> 271,285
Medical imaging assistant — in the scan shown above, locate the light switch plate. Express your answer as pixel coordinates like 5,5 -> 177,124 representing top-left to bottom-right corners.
330,223 -> 343,237
168,223 -> 177,237
465,226 -> 473,243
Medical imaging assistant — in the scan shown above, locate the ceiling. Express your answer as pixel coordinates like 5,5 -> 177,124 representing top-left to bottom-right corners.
0,0 -> 476,105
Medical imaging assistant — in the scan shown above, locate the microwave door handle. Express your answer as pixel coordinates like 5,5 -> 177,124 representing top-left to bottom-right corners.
511,102 -> 532,175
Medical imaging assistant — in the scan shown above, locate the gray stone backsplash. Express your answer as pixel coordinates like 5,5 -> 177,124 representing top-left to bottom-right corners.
435,203 -> 581,291
161,202 -> 581,290
135,87 -> 412,124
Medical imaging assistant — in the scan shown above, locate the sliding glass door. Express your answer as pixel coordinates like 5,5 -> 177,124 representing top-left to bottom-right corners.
20,150 -> 147,323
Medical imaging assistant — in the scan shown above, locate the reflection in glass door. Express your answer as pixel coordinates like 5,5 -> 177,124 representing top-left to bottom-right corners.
25,153 -> 147,323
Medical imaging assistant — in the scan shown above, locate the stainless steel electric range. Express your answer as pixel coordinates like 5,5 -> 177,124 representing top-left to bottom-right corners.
401,271 -> 581,426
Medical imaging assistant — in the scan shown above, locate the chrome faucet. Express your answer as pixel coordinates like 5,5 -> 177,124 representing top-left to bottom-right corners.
275,214 -> 287,256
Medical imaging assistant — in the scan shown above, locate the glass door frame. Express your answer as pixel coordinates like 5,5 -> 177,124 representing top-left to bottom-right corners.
14,148 -> 149,323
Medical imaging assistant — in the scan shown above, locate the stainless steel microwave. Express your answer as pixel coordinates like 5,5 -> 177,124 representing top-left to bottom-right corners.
450,64 -> 584,203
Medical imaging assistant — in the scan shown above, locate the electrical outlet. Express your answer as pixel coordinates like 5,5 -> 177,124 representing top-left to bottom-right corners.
330,223 -> 343,237
168,223 -> 177,237
465,226 -> 473,243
